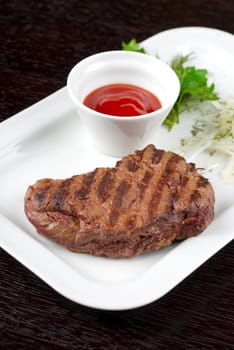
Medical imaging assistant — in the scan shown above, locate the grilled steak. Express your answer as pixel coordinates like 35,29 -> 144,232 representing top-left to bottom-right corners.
24,144 -> 215,257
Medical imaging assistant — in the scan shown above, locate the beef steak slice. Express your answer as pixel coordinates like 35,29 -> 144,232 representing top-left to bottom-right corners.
24,144 -> 215,257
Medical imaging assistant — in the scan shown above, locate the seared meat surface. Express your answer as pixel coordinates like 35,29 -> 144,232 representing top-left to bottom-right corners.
25,144 -> 215,257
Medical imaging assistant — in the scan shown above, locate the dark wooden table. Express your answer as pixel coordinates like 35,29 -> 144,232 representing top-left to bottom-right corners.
0,1 -> 234,349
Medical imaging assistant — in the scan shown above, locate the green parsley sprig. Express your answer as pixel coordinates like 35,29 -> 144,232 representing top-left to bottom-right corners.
122,39 -> 219,130
122,38 -> 146,53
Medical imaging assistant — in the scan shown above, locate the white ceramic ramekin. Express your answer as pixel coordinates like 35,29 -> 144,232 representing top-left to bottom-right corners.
67,50 -> 180,157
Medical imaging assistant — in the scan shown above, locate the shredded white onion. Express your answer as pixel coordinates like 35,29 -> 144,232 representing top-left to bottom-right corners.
179,97 -> 234,185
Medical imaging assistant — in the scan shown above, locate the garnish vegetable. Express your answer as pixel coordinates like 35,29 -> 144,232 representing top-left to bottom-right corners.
180,98 -> 234,184
122,39 -> 219,130
122,38 -> 146,53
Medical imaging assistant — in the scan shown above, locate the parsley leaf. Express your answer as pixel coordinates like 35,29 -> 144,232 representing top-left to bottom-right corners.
121,38 -> 146,53
166,56 -> 219,129
122,39 -> 219,130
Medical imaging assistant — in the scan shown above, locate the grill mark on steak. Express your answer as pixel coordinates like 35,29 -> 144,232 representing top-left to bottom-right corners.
197,176 -> 209,187
33,182 -> 53,208
127,159 -> 139,172
149,153 -> 179,215
84,169 -> 98,186
108,180 -> 132,227
135,150 -> 172,223
137,171 -> 153,200
53,179 -> 72,211
34,191 -> 46,208
170,174 -> 190,210
133,149 -> 144,162
180,175 -> 190,188
188,178 -> 212,213
191,189 -> 201,203
53,193 -> 64,211
75,187 -> 88,199
113,181 -> 131,208
109,210 -> 119,226
98,171 -> 113,202
76,169 -> 98,199
172,170 -> 201,213
150,147 -> 164,164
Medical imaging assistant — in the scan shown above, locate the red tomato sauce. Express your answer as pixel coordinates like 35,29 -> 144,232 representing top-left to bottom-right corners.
83,83 -> 162,117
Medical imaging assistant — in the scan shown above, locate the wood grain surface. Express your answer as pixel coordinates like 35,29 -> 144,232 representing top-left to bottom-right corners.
0,1 -> 234,349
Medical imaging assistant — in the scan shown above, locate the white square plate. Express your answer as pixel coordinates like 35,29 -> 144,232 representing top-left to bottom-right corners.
1,27 -> 234,310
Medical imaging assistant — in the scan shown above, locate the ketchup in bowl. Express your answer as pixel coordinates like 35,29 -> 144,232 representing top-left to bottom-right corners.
83,83 -> 162,117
